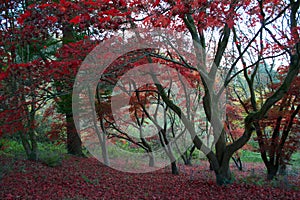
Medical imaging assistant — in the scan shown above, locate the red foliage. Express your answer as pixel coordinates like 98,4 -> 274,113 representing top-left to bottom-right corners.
257,68 -> 300,165
0,59 -> 52,136
69,15 -> 81,24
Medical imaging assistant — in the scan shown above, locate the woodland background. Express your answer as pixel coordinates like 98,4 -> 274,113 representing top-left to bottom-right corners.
0,0 -> 299,199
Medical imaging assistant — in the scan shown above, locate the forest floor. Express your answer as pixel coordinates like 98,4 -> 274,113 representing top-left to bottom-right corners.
0,155 -> 299,200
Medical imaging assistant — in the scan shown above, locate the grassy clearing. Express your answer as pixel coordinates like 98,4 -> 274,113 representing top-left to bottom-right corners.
241,150 -> 300,168
240,150 -> 262,163
1,138 -> 299,169
0,138 -> 67,158
0,138 -> 69,168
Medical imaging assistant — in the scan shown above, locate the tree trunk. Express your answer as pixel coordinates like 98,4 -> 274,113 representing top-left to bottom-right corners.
171,161 -> 179,175
180,152 -> 189,165
232,157 -> 243,171
184,157 -> 192,166
60,23 -> 83,156
209,160 -> 214,171
95,91 -> 110,166
100,139 -> 110,166
181,147 -> 193,166
186,145 -> 196,166
267,165 -> 278,180
66,113 -> 83,156
28,129 -> 38,161
216,163 -> 232,185
148,152 -> 155,167
140,137 -> 155,167
207,149 -> 232,185
20,101 -> 38,161
278,164 -> 287,175
20,130 -> 38,161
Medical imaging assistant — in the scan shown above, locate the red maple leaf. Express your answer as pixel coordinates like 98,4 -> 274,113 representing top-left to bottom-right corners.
69,16 -> 81,24
47,16 -> 58,23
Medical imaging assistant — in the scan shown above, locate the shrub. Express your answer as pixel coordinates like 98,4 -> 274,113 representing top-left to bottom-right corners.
39,151 -> 62,167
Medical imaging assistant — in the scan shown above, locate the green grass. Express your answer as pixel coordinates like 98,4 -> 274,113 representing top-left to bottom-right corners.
1,138 -> 299,169
240,150 -> 262,163
0,138 -> 69,167
290,151 -> 300,168
240,150 -> 300,168
0,139 -> 26,158
1,138 -> 66,152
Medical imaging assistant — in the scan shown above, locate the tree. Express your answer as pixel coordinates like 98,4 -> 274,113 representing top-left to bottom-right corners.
253,65 -> 300,179
122,0 -> 300,185
230,0 -> 300,180
1,0 -> 299,186
5,0 -> 131,156
93,49 -> 200,174
0,0 -> 54,160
